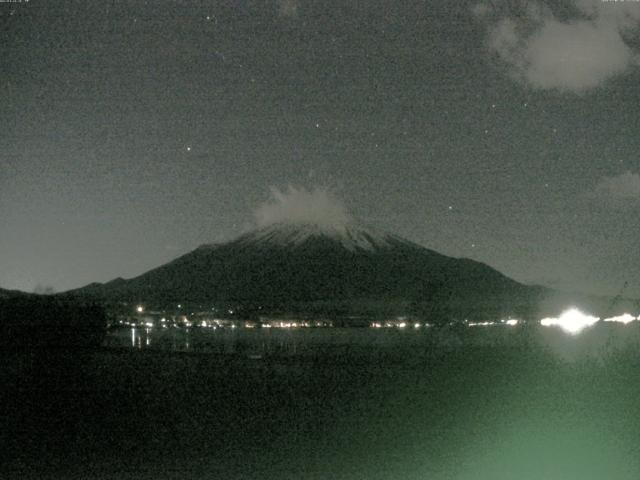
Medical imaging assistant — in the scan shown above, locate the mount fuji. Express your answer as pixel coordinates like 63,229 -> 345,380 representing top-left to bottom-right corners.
67,221 -> 559,321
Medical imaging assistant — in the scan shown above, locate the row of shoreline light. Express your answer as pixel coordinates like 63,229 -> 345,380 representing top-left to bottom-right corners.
131,305 -> 638,335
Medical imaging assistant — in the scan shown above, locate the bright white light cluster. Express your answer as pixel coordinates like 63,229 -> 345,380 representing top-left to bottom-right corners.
540,308 -> 599,335
603,313 -> 638,325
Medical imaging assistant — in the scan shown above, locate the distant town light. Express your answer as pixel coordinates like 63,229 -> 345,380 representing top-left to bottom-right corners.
540,308 -> 599,335
603,313 -> 637,325
505,319 -> 519,326
136,305 -> 144,313
469,321 -> 495,327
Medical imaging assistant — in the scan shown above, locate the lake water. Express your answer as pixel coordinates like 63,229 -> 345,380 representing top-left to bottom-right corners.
4,322 -> 640,479
104,322 -> 640,363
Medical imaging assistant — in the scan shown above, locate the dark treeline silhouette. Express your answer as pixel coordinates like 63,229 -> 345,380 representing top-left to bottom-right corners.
0,295 -> 106,349
0,294 -> 108,472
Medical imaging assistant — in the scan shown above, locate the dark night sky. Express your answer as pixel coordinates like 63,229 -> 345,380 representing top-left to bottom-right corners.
1,0 -> 639,297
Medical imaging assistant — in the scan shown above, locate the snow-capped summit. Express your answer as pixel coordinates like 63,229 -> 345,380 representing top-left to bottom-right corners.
233,222 -> 396,252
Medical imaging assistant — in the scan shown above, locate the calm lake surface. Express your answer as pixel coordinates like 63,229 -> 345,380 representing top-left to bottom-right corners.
104,323 -> 640,362
3,323 -> 640,480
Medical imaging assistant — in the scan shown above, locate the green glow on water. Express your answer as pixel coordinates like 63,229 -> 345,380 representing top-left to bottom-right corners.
456,423 -> 636,480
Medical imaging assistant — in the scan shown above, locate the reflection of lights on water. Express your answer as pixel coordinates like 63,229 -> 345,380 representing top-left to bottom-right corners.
130,327 -> 142,349
469,321 -> 496,327
603,313 -> 637,324
540,308 -> 599,335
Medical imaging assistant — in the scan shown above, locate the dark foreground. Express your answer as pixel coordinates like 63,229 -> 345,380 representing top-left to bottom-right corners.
2,331 -> 640,480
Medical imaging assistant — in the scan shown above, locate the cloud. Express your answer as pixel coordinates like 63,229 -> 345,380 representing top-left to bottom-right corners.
277,0 -> 299,18
594,171 -> 640,199
476,1 -> 640,92
575,0 -> 640,29
33,284 -> 56,295
254,186 -> 352,230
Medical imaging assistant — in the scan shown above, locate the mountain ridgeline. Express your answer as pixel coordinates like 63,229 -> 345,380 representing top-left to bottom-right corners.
68,223 -> 572,321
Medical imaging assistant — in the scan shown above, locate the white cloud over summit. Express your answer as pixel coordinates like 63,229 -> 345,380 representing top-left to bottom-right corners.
254,186 -> 352,230
475,0 -> 640,92
277,0 -> 299,18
